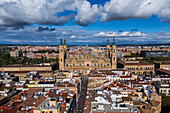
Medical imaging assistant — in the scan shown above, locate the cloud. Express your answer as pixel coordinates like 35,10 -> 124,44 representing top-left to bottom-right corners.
101,0 -> 170,23
62,31 -> 70,35
74,0 -> 102,26
94,32 -> 116,37
94,31 -> 147,37
36,26 -> 55,32
70,35 -> 76,39
0,0 -> 170,27
119,31 -> 147,37
0,0 -> 102,27
0,26 -> 169,45
0,0 -> 77,27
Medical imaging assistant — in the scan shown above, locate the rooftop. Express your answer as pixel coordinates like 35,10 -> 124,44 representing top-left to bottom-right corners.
118,60 -> 154,65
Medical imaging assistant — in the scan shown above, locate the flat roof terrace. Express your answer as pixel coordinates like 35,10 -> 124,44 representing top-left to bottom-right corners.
118,60 -> 154,66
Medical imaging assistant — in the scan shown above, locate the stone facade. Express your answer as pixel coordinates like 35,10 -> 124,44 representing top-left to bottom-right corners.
59,38 -> 117,74
118,60 -> 155,74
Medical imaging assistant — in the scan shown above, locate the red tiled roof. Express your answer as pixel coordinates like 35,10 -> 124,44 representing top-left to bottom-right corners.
120,76 -> 131,78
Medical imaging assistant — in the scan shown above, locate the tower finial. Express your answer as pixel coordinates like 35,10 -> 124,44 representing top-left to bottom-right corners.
60,38 -> 63,45
64,39 -> 66,45
107,39 -> 109,45
112,37 -> 115,46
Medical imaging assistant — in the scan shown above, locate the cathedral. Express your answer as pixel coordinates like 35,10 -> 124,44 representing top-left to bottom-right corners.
59,38 -> 117,74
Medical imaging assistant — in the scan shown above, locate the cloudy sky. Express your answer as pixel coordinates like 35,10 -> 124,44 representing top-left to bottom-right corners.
0,0 -> 170,45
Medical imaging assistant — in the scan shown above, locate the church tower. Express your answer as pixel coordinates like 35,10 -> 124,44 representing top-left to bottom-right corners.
64,39 -> 67,52
106,39 -> 110,58
111,37 -> 117,69
59,38 -> 65,71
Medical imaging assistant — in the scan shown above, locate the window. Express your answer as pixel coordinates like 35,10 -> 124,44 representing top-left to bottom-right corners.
41,112 -> 45,113
73,64 -> 75,67
66,64 -> 68,67
79,64 -> 82,67
87,64 -> 89,66
61,59 -> 62,62
50,111 -> 53,113
107,64 -> 109,66
94,64 -> 96,67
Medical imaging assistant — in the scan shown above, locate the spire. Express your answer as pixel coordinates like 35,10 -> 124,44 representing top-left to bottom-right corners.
60,38 -> 63,45
112,37 -> 115,46
64,39 -> 66,45
107,39 -> 109,45
86,43 -> 88,50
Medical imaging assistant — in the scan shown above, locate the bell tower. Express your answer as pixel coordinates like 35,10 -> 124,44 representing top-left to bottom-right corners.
106,39 -> 110,58
112,37 -> 117,69
59,38 -> 65,71
64,39 -> 67,52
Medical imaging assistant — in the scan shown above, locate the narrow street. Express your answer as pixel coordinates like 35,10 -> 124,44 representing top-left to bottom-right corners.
75,75 -> 88,113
